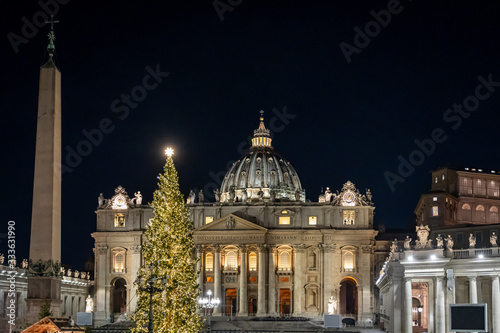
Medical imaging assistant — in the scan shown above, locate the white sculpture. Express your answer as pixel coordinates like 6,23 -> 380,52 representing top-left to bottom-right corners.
134,191 -> 143,205
67,268 -> 72,277
390,239 -> 398,253
445,235 -> 454,251
98,193 -> 104,207
415,225 -> 431,249
0,254 -> 4,265
404,236 -> 412,250
366,189 -> 372,202
327,296 -> 338,314
74,270 -> 79,278
241,188 -> 248,203
214,189 -> 220,202
469,233 -> 476,248
187,190 -> 196,204
325,187 -> 332,202
436,234 -> 444,249
491,232 -> 498,247
85,295 -> 93,312
22,259 -> 28,269
198,190 -> 204,203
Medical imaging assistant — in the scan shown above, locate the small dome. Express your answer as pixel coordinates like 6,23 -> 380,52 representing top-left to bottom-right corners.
220,111 -> 305,203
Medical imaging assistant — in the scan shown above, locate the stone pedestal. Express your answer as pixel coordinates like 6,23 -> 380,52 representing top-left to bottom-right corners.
26,276 -> 62,324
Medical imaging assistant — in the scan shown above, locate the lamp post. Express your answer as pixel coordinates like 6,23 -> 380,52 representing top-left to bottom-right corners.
137,265 -> 166,333
198,290 -> 220,329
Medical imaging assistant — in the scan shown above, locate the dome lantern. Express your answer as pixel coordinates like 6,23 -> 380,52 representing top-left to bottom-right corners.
251,110 -> 272,148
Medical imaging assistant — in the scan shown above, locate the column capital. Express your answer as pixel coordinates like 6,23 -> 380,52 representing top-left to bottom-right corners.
213,245 -> 221,253
258,244 -> 268,253
294,244 -> 307,253
268,245 -> 278,253
195,245 -> 203,254
319,243 -> 335,253
469,275 -> 477,282
492,275 -> 500,282
403,277 -> 412,283
238,245 -> 248,253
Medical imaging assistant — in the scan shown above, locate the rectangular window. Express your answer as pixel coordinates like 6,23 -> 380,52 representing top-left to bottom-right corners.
433,197 -> 438,201
475,231 -> 482,243
474,179 -> 486,196
460,177 -> 473,195
280,277 -> 290,283
457,233 -> 463,245
206,276 -> 213,283
343,210 -> 355,225
488,181 -> 500,197
279,216 -> 290,225
249,276 -> 257,283
205,216 -> 214,224
308,216 -> 317,225
432,206 -> 439,217
114,214 -> 126,228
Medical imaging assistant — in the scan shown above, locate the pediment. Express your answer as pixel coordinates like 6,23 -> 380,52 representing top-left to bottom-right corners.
196,214 -> 267,231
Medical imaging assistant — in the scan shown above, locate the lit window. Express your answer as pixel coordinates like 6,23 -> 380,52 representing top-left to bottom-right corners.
112,249 -> 126,273
433,197 -> 438,202
442,174 -> 445,180
281,210 -> 288,214
462,204 -> 471,210
435,177 -> 438,183
280,277 -> 289,283
476,205 -> 485,211
460,177 -> 473,195
432,206 -> 439,216
206,276 -> 213,282
114,214 -> 126,228
205,216 -> 214,224
343,210 -> 355,225
489,207 -> 499,223
343,251 -> 354,271
205,253 -> 213,271
278,251 -> 290,269
308,216 -> 317,225
249,276 -> 257,283
461,203 -> 472,221
279,216 -> 290,225
474,179 -> 486,196
488,181 -> 500,197
225,251 -> 237,270
249,252 -> 257,271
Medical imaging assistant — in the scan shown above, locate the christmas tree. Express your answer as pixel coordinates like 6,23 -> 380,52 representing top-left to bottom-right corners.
132,148 -> 202,333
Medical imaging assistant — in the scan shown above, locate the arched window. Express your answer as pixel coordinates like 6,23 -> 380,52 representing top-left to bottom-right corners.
488,206 -> 499,223
474,205 -> 486,223
249,252 -> 257,271
461,203 -> 472,221
205,253 -> 213,271
278,251 -> 290,270
225,251 -> 237,270
343,251 -> 355,271
112,250 -> 125,273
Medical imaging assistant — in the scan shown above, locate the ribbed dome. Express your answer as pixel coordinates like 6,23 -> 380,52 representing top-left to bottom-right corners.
220,112 -> 305,203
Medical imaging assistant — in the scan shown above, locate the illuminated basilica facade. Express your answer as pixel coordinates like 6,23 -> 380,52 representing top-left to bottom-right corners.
91,115 -> 379,325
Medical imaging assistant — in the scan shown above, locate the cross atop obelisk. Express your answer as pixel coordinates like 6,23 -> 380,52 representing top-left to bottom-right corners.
45,15 -> 59,56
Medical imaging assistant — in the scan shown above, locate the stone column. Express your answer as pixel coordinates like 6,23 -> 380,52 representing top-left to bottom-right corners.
129,245 -> 142,313
469,276 -> 478,303
293,244 -> 306,315
393,276 -> 402,333
445,273 -> 455,333
436,277 -> 446,333
238,245 -> 248,315
268,246 -> 277,315
404,278 -> 412,333
94,245 -> 108,323
195,246 -> 204,314
492,276 -> 500,333
257,245 -> 267,316
213,245 -> 222,315
320,243 -> 334,314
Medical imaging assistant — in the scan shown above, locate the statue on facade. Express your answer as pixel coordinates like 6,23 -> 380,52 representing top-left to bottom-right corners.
229,186 -> 236,202
187,190 -> 196,204
327,296 -> 338,314
270,189 -> 276,202
67,268 -> 72,277
436,234 -> 444,249
9,258 -> 16,267
134,191 -> 143,205
198,189 -> 204,203
60,267 -> 65,275
257,188 -> 264,201
295,190 -> 301,201
86,295 -> 93,312
390,239 -> 398,253
241,188 -> 248,203
491,231 -> 498,247
469,233 -> 476,248
81,271 -> 86,279
445,235 -> 454,251
325,187 -> 332,202
415,225 -> 431,249
0,254 -> 4,265
366,189 -> 373,202
22,259 -> 28,269
214,189 -> 221,202
74,270 -> 79,278
98,193 -> 105,208
404,236 -> 412,250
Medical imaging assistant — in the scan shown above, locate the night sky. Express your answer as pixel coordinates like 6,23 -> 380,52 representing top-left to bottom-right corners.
2,1 -> 500,270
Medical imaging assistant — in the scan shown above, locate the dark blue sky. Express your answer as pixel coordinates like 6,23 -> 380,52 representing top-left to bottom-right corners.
2,0 -> 500,269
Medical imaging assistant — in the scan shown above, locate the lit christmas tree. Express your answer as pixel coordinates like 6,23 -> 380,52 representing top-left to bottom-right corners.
132,148 -> 202,333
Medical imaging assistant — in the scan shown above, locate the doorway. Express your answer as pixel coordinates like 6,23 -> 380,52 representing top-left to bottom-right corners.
112,278 -> 127,314
339,277 -> 357,316
225,288 -> 237,315
279,288 -> 291,315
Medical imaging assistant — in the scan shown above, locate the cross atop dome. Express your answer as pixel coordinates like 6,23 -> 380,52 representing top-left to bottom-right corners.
252,110 -> 272,148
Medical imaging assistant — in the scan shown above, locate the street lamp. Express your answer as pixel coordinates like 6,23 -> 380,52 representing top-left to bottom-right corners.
198,290 -> 220,329
137,265 -> 166,333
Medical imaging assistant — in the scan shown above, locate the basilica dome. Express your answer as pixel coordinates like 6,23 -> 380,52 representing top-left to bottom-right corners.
220,112 -> 305,203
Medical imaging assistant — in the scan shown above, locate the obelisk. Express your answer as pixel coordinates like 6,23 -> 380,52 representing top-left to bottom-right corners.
26,16 -> 63,324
